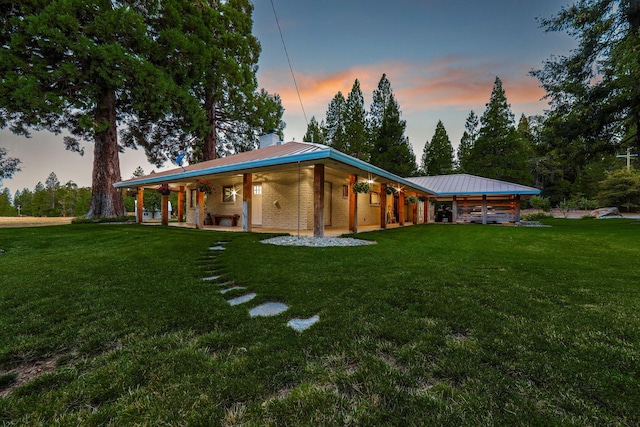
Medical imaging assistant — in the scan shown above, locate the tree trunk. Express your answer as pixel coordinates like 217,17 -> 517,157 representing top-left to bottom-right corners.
86,89 -> 125,218
203,99 -> 217,161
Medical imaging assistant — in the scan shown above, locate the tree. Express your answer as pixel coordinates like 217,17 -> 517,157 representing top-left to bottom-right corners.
0,187 -> 15,216
343,79 -> 370,161
124,2 -> 284,162
304,116 -> 326,144
325,92 -> 348,152
466,77 -> 532,184
597,168 -> 640,211
531,0 -> 640,168
0,148 -> 21,181
457,111 -> 479,173
45,172 -> 60,211
422,120 -> 455,175
13,188 -> 33,216
370,74 -> 417,177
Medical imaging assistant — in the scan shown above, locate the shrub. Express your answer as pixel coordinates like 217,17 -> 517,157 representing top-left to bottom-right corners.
521,212 -> 554,221
529,195 -> 551,212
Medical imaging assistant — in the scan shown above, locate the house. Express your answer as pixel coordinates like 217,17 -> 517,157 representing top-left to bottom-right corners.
114,135 -> 540,234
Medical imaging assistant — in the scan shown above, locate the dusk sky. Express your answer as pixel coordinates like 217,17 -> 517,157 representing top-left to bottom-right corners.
1,0 -> 575,197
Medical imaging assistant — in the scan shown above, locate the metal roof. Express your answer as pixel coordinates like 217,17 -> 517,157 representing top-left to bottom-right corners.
405,174 -> 540,197
114,141 -> 430,193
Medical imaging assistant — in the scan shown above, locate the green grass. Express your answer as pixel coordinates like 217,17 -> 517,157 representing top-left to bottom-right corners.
0,220 -> 639,425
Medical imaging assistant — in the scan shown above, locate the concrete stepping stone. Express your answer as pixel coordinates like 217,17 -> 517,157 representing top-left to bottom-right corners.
220,286 -> 246,294
287,315 -> 320,332
249,302 -> 289,318
209,245 -> 226,251
202,275 -> 221,281
227,293 -> 256,306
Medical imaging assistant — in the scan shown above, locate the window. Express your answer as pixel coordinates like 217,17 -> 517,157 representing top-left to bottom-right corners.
370,191 -> 380,206
222,186 -> 237,203
342,184 -> 349,198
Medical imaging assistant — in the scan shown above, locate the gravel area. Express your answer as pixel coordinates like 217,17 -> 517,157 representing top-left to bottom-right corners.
261,236 -> 376,247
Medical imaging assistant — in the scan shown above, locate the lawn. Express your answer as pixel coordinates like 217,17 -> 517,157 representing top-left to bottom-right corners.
0,220 -> 638,426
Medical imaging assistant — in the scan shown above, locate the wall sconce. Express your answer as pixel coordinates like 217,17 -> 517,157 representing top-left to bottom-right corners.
273,200 -> 281,209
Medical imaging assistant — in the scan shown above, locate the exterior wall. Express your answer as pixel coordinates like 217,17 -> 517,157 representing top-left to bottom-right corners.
262,168 -> 314,230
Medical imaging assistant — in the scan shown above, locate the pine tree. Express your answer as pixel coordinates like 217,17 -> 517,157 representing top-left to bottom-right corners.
457,111 -> 479,173
370,75 -> 416,177
466,77 -> 532,184
325,92 -> 348,153
422,120 -> 454,175
0,187 -> 14,216
304,116 -> 326,144
0,148 -> 21,181
344,79 -> 370,160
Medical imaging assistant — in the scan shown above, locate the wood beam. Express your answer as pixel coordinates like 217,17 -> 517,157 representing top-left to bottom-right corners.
452,195 -> 458,223
313,164 -> 325,237
349,174 -> 357,233
398,190 -> 405,226
161,194 -> 169,226
380,184 -> 387,228
482,194 -> 488,225
515,194 -> 521,222
136,187 -> 144,223
196,189 -> 205,229
243,173 -> 252,232
177,186 -> 184,222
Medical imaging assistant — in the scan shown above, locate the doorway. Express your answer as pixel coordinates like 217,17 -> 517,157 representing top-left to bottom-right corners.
252,183 -> 263,226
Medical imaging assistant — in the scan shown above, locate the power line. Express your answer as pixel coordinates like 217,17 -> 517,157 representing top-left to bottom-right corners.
270,0 -> 308,128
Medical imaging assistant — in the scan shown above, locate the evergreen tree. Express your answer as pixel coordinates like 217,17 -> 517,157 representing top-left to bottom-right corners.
466,77 -> 532,184
0,148 -> 20,181
325,92 -> 348,153
14,188 -> 33,216
531,0 -> 640,168
422,120 -> 455,175
45,172 -> 60,211
370,74 -> 417,177
344,79 -> 370,160
457,111 -> 479,173
304,116 -> 326,144
0,187 -> 15,216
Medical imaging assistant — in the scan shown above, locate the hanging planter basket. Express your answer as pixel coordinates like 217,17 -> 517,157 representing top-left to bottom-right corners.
196,179 -> 215,194
385,186 -> 397,195
156,184 -> 172,196
125,189 -> 138,198
352,181 -> 371,194
407,195 -> 419,204
418,195 -> 429,202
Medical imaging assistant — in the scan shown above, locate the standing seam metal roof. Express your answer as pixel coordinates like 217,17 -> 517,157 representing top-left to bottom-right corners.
405,174 -> 540,196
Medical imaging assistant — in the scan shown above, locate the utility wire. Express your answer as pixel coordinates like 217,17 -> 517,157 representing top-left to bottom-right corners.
270,0 -> 308,128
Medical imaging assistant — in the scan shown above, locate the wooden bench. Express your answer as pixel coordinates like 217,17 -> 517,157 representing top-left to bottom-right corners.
212,214 -> 240,226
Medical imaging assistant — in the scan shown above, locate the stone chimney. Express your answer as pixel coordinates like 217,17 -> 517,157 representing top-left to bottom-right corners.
259,131 -> 281,149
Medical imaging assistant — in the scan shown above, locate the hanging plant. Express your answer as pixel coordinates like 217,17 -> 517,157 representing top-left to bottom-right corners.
385,186 -> 396,195
156,184 -> 172,195
352,181 -> 371,194
407,195 -> 419,204
418,195 -> 429,202
196,178 -> 215,194
125,189 -> 138,198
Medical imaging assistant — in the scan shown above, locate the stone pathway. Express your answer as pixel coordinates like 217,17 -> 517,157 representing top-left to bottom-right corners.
201,240 -> 319,332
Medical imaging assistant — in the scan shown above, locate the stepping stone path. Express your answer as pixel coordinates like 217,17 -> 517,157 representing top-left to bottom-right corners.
200,240 -> 319,332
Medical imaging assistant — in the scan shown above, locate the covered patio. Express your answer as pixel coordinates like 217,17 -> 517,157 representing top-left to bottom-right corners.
115,140 -> 433,237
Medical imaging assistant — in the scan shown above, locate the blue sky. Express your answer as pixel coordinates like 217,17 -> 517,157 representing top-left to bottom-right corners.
1,0 -> 575,197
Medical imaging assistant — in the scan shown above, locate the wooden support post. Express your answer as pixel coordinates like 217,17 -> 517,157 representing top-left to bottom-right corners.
136,187 -> 144,224
161,194 -> 169,226
349,174 -> 357,233
515,194 -> 521,222
177,186 -> 184,222
243,173 -> 252,232
380,184 -> 387,229
412,192 -> 418,224
398,190 -> 405,226
482,194 -> 488,225
196,189 -> 205,229
423,196 -> 429,223
313,164 -> 325,238
452,196 -> 458,223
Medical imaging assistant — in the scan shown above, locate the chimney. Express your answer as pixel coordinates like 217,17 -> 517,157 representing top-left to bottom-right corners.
259,131 -> 281,149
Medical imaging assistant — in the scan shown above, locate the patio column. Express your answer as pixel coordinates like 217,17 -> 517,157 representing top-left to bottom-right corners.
452,196 -> 458,223
412,192 -> 418,224
379,184 -> 387,229
313,164 -> 325,238
195,189 -> 205,229
423,196 -> 429,223
136,187 -> 144,223
482,194 -> 488,225
515,194 -> 521,222
161,194 -> 169,226
243,173 -> 252,232
349,174 -> 357,233
177,186 -> 184,222
398,190 -> 405,226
